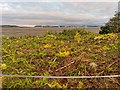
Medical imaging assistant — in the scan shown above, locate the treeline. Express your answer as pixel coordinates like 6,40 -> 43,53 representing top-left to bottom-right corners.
99,12 -> 120,34
0,25 -> 19,28
34,25 -> 81,28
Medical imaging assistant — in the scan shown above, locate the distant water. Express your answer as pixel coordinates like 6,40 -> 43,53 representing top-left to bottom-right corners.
2,27 -> 100,37
84,27 -> 100,33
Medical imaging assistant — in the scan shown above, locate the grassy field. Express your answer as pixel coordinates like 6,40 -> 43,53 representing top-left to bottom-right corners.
1,28 -> 120,88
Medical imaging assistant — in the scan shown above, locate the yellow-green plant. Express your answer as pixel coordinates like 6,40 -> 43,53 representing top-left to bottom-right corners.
74,32 -> 81,43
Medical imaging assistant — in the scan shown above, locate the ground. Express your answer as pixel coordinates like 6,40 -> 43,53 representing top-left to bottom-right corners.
1,28 -> 120,89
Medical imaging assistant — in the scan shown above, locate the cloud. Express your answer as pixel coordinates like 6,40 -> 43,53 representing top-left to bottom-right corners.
1,2 -> 118,26
0,0 -> 119,2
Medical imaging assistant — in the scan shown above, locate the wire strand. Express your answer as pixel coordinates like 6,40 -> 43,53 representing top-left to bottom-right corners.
1,74 -> 120,79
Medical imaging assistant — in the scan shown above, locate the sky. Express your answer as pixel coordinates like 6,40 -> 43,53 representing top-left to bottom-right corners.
0,1 -> 119,26
0,0 -> 119,2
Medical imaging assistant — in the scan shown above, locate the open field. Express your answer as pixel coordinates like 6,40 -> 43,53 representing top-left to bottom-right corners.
2,29 -> 120,88
1,27 -> 100,37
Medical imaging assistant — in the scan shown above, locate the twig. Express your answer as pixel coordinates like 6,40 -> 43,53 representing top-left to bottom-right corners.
109,77 -> 120,86
53,57 -> 57,62
98,60 -> 118,75
84,67 -> 90,76
86,69 -> 90,76
107,60 -> 118,68
55,61 -> 75,72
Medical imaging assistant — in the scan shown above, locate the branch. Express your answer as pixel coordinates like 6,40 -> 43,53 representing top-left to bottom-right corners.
55,61 -> 75,72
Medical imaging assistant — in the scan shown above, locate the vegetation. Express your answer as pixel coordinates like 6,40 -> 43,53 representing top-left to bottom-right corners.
0,25 -> 19,28
99,12 -> 120,34
1,29 -> 120,88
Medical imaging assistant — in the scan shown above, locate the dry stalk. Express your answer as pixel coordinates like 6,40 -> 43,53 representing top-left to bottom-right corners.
98,60 -> 118,75
55,61 -> 75,72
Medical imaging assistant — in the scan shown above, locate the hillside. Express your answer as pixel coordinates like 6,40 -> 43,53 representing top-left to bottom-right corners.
2,29 -> 120,88
0,25 -> 20,28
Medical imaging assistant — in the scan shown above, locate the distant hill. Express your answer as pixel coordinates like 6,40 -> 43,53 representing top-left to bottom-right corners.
34,25 -> 59,28
0,25 -> 19,28
87,25 -> 99,27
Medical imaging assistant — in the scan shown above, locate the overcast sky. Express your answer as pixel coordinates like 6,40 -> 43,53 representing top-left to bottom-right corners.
0,1 -> 118,26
